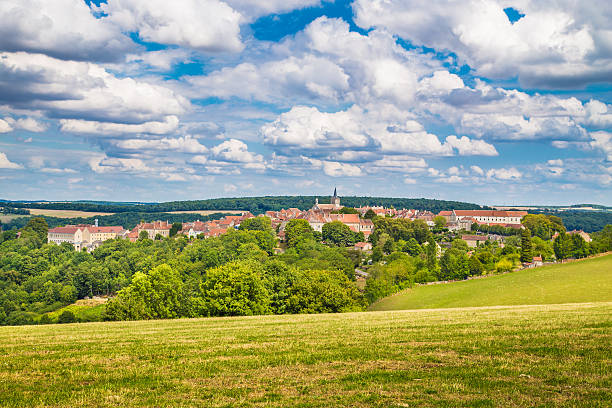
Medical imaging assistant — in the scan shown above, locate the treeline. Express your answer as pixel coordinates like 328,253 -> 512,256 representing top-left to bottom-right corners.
543,211 -> 612,233
0,212 -> 229,231
0,207 -> 30,215
0,218 -> 365,325
363,225 -> 526,304
471,223 -> 521,236
5,196 -> 488,215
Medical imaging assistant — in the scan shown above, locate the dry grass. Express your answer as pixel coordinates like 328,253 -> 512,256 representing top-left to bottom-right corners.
1,302 -> 610,407
74,298 -> 108,307
27,209 -> 115,218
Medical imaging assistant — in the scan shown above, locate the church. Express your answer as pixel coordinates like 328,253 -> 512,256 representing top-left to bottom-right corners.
312,188 -> 342,212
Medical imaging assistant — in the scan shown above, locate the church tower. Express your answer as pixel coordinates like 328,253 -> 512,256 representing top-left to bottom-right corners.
332,187 -> 340,208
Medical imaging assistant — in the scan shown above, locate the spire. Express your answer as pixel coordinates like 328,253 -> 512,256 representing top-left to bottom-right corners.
333,187 -> 337,198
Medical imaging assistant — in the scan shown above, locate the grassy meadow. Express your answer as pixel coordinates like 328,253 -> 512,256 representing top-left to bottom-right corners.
1,302 -> 610,407
370,254 -> 612,311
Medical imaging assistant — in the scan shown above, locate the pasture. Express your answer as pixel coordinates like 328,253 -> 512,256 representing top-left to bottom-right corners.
370,254 -> 612,311
1,302 -> 610,407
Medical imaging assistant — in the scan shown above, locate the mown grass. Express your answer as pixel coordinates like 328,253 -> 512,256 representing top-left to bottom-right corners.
370,254 -> 612,311
1,302 -> 610,407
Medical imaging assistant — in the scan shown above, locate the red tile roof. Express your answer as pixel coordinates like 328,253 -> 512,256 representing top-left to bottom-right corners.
48,226 -> 81,234
461,235 -> 488,241
89,226 -> 123,233
439,210 -> 528,217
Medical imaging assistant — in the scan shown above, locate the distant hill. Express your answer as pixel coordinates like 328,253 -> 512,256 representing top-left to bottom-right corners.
0,212 -> 229,231
2,196 -> 489,215
529,210 -> 612,232
370,254 -> 612,311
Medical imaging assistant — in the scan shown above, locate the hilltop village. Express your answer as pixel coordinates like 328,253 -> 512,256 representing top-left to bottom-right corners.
46,189 -> 574,253
3,189 -> 608,329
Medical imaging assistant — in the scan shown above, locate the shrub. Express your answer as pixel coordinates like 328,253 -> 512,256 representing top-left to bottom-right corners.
58,310 -> 77,324
495,258 -> 514,273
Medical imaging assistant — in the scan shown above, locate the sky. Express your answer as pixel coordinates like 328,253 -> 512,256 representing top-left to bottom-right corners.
0,0 -> 611,206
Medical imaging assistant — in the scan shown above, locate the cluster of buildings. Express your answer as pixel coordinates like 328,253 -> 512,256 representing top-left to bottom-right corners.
47,220 -> 127,251
177,213 -> 254,239
266,190 -> 374,240
47,213 -> 257,250
439,209 -> 529,231
47,190 -> 592,254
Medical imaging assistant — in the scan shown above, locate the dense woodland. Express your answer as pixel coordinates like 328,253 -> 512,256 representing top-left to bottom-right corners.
3,196 -> 488,215
536,210 -> 612,233
1,209 -> 611,326
0,212 -> 228,231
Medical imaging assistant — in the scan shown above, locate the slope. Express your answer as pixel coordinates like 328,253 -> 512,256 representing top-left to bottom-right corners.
369,254 -> 612,311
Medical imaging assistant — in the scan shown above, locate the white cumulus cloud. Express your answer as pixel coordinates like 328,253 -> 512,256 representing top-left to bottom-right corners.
99,0 -> 243,53
0,152 -> 22,169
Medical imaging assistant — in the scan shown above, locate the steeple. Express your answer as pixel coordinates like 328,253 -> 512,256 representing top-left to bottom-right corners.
332,187 -> 340,208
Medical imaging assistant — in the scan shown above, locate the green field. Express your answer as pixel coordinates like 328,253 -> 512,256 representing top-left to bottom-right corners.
370,254 -> 612,311
1,302 -> 610,407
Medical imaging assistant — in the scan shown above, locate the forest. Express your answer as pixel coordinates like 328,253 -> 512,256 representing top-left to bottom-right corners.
2,196 -> 488,214
0,212 -> 228,231
0,217 -> 365,325
537,210 -> 612,233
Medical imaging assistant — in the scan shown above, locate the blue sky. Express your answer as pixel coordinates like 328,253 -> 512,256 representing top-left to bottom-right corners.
0,0 -> 611,205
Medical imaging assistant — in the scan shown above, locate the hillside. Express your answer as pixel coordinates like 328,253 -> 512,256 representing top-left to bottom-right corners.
1,302 -> 609,407
370,254 -> 612,311
2,196 -> 488,215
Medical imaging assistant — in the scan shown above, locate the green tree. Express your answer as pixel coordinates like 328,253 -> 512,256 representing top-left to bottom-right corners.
195,261 -> 271,317
403,238 -> 422,256
58,310 -> 77,324
440,248 -> 469,280
520,228 -> 533,263
522,214 -> 565,240
286,269 -> 365,313
322,221 -> 355,247
468,256 -> 484,275
424,238 -> 438,274
371,247 -> 383,262
553,232 -> 572,261
451,239 -> 469,252
284,219 -> 314,247
532,236 -> 553,260
104,264 -> 186,320
382,238 -> 395,254
20,217 -> 48,247
239,216 -> 272,232
138,230 -> 149,241
363,209 -> 376,219
433,216 -> 447,229
570,234 -> 587,259
591,225 -> 612,252
337,207 -> 360,214
169,222 -> 182,237
59,285 -> 77,304
495,258 -> 513,272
